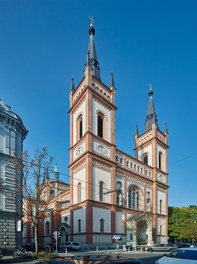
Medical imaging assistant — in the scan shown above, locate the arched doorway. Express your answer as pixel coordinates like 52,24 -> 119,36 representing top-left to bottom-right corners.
137,220 -> 147,245
59,223 -> 70,243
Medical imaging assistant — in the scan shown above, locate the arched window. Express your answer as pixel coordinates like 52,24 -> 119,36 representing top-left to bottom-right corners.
97,113 -> 104,138
77,115 -> 83,140
45,221 -> 50,236
77,182 -> 81,203
50,189 -> 55,199
128,186 -> 139,209
100,219 -> 104,232
159,152 -> 162,170
159,199 -> 163,214
78,219 -> 81,233
99,181 -> 104,201
143,154 -> 148,165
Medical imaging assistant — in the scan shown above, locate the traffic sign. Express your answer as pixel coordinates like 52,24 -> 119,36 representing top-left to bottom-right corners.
53,231 -> 60,240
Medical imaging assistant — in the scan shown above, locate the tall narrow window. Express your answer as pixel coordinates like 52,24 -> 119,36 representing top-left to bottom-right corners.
98,114 -> 103,138
128,187 -> 139,209
100,219 -> 104,232
159,152 -> 162,170
99,181 -> 104,201
159,199 -> 163,214
45,221 -> 50,236
143,154 -> 148,165
160,225 -> 162,235
78,219 -> 81,233
77,115 -> 83,140
77,182 -> 81,203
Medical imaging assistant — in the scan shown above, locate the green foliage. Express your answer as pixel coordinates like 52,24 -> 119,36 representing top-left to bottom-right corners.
168,206 -> 197,241
34,251 -> 58,259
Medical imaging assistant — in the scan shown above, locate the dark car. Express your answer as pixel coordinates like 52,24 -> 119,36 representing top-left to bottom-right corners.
146,243 -> 177,252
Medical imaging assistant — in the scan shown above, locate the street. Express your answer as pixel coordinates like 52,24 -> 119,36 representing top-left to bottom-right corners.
0,250 -> 164,264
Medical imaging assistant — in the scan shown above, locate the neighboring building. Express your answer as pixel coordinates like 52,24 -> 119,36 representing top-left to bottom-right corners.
0,99 -> 28,249
23,20 -> 169,248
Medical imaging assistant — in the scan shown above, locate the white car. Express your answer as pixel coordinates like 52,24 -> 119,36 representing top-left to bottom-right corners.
59,242 -> 72,250
156,248 -> 197,264
71,242 -> 81,250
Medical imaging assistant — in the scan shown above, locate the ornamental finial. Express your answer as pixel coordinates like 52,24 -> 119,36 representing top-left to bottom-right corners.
89,16 -> 94,26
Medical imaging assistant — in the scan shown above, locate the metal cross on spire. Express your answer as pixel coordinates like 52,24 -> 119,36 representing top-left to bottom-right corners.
89,16 -> 94,26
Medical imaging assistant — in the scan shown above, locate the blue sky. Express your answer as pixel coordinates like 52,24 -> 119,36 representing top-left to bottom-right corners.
0,0 -> 197,207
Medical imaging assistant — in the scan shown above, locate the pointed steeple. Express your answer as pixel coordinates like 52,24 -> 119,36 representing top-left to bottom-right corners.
54,164 -> 59,180
110,72 -> 115,90
145,84 -> 158,132
70,78 -> 75,92
164,122 -> 168,135
135,125 -> 139,137
84,17 -> 101,80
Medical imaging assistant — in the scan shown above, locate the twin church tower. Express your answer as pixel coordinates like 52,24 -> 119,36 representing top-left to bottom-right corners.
68,19 -> 169,246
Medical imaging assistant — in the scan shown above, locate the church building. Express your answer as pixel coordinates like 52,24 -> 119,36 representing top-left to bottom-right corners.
22,20 -> 169,248
67,20 -> 169,247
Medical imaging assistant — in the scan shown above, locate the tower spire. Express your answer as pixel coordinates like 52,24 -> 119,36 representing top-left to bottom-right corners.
145,84 -> 158,132
84,17 -> 101,80
70,77 -> 75,92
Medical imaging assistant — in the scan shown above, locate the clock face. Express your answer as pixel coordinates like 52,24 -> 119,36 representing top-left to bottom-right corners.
76,147 -> 82,156
97,145 -> 106,155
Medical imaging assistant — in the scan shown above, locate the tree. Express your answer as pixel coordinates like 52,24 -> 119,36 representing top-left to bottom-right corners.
168,206 -> 197,242
16,147 -> 54,253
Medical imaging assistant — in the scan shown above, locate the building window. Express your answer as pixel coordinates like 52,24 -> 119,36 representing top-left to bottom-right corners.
50,189 -> 55,199
99,181 -> 104,201
77,182 -> 81,203
143,154 -> 148,165
77,115 -> 83,140
78,219 -> 81,233
159,199 -> 163,214
160,225 -> 162,235
100,219 -> 104,232
64,216 -> 68,222
97,113 -> 104,138
128,186 -> 139,209
159,152 -> 162,170
45,221 -> 50,236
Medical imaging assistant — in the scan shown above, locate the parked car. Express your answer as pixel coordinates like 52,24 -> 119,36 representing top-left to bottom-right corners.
190,243 -> 197,248
155,248 -> 197,264
59,242 -> 81,250
71,242 -> 81,250
58,242 -> 72,250
13,248 -> 34,259
146,243 -> 177,252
